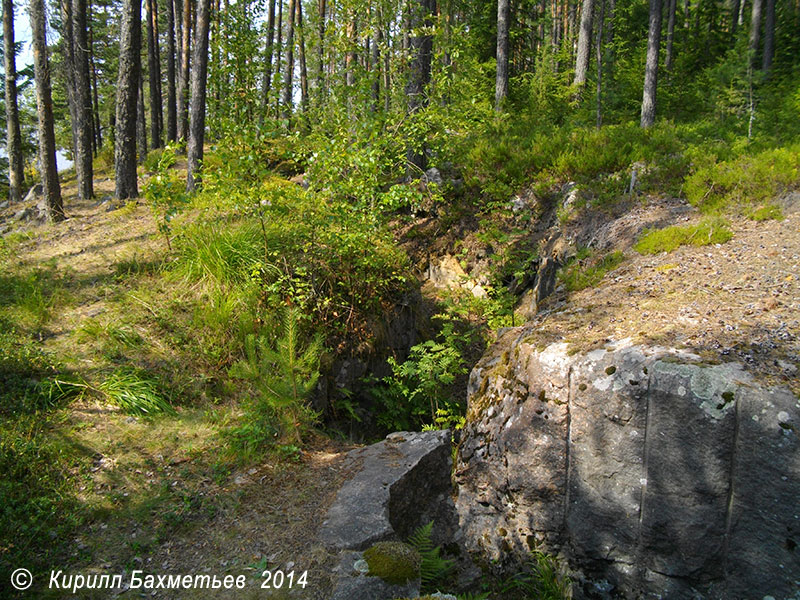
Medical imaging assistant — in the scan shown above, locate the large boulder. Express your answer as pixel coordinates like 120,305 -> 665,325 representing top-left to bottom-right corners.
456,332 -> 800,599
320,430 -> 455,551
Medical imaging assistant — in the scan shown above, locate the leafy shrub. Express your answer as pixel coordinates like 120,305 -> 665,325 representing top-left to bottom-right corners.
559,250 -> 625,292
635,217 -> 733,254
369,340 -> 466,432
143,145 -> 189,250
684,144 -> 800,213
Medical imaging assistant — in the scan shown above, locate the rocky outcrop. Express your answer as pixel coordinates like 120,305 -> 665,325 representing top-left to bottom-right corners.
321,430 -> 457,600
456,333 -> 800,599
320,430 -> 455,551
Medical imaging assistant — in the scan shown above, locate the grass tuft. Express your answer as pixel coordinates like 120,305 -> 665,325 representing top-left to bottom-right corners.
98,368 -> 175,416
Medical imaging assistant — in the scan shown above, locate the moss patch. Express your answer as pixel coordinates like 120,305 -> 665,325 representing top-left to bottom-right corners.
363,541 -> 422,585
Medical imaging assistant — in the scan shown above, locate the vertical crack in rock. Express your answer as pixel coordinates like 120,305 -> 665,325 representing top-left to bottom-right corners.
563,364 -> 574,538
637,358 -> 654,584
721,389 -> 741,580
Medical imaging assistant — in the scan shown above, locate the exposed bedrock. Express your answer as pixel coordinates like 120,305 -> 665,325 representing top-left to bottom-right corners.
455,331 -> 800,599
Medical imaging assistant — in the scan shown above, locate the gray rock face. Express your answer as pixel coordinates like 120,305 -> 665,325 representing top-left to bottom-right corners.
456,334 -> 800,599
320,430 -> 454,551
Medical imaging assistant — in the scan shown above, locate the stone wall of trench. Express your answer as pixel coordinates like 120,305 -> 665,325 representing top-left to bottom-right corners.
455,332 -> 799,599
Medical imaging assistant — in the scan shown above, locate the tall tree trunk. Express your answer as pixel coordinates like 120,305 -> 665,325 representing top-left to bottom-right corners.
89,1 -> 102,151
186,0 -> 211,191
115,0 -> 141,199
137,70 -> 147,162
345,18 -> 356,87
273,0 -> 283,113
177,0 -> 192,141
665,0 -> 677,71
731,0 -> 740,36
383,21 -> 391,112
316,0 -> 326,103
371,7 -> 381,111
260,0 -> 276,120
296,0 -> 308,113
640,0 -> 662,127
29,0 -> 64,220
749,0 -> 762,68
281,0 -> 296,118
4,0 -> 25,203
762,0 -> 774,70
406,0 -> 435,174
147,0 -> 163,147
73,0 -> 94,199
495,0 -> 510,110
60,0 -> 78,160
166,0 -> 177,140
596,0 -> 605,127
574,0 -> 595,88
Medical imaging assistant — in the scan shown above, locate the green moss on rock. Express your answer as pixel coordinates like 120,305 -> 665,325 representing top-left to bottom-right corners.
363,541 -> 422,585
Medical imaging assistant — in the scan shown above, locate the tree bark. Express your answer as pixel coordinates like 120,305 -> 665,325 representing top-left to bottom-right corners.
4,0 -> 25,203
72,0 -> 94,199
762,0 -> 774,71
296,0 -> 308,113
316,0 -> 326,103
60,0 -> 78,161
186,0 -> 211,191
574,0 -> 594,87
177,0 -> 192,141
731,0 -> 740,36
406,0 -> 435,174
147,0 -> 163,147
137,70 -> 147,162
89,1 -> 102,152
29,0 -> 64,220
640,0 -> 662,127
115,0 -> 141,200
273,0 -> 283,113
749,0 -> 762,69
166,0 -> 177,141
665,0 -> 677,71
281,0 -> 296,118
495,0 -> 510,110
596,0 -> 605,128
260,0 -> 276,120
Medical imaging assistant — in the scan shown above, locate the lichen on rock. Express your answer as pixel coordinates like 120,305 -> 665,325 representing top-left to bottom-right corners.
363,541 -> 422,585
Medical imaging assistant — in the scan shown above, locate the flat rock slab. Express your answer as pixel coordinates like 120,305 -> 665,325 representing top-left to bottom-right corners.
319,430 -> 452,551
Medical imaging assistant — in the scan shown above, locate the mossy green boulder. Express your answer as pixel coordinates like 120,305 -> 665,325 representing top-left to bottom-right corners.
363,541 -> 422,585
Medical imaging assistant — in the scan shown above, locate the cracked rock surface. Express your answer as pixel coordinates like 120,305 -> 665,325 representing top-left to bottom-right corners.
456,337 -> 800,599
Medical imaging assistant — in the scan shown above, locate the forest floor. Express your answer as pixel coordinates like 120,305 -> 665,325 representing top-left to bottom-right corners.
1,161 -> 799,599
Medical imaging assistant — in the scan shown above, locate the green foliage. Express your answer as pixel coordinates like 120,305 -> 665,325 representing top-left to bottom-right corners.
363,541 -> 422,585
370,340 -> 466,432
559,250 -> 625,292
500,551 -> 572,600
684,144 -> 800,214
0,332 -> 82,416
143,147 -> 177,174
227,308 -> 322,449
143,145 -> 189,250
408,521 -> 456,591
748,204 -> 784,222
98,367 -> 175,416
634,218 -> 733,254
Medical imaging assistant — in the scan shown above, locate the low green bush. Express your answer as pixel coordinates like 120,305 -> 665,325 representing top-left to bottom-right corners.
634,217 -> 733,254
